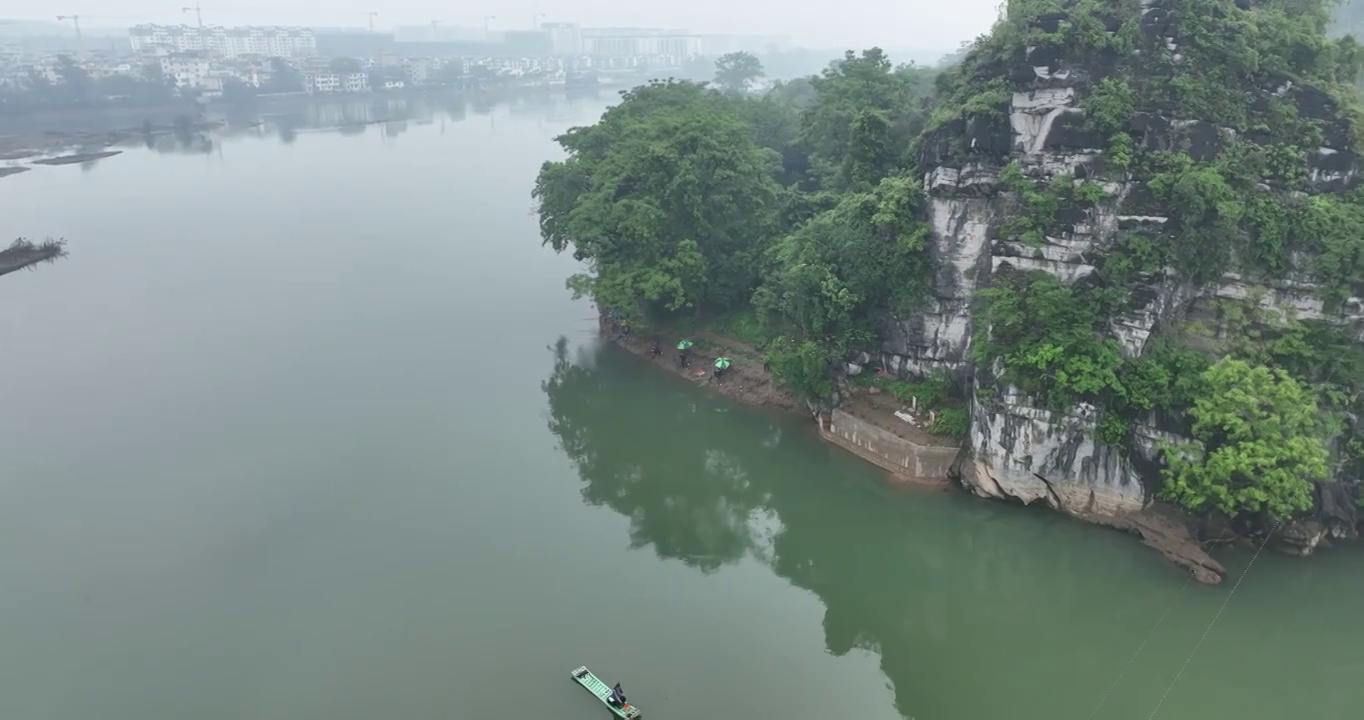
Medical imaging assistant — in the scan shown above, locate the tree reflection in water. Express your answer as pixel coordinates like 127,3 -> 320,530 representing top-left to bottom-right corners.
538,335 -> 1242,720
542,336 -> 766,573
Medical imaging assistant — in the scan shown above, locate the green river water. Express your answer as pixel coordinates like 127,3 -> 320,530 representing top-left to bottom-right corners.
1,93 -> 1361,720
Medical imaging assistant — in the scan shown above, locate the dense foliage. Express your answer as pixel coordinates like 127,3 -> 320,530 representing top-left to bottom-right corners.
713,52 -> 766,94
534,81 -> 783,315
535,0 -> 1364,524
535,52 -> 939,402
1163,359 -> 1332,519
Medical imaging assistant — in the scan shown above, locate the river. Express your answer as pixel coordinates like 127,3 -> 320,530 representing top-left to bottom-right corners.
1,92 -> 1361,720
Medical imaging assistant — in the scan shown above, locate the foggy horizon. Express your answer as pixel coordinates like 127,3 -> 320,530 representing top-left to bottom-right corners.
1,0 -> 1002,52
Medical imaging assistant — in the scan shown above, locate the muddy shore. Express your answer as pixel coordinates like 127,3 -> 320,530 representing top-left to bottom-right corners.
598,314 -> 1226,584
602,316 -> 804,415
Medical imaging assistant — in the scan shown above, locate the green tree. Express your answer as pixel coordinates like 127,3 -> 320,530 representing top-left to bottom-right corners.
765,338 -> 835,399
533,81 -> 782,319
140,62 -> 177,96
1162,358 -> 1332,520
800,49 -> 935,191
713,51 -> 765,94
266,57 -> 303,92
55,55 -> 92,104
756,175 -> 931,353
221,78 -> 258,104
973,271 -> 1125,408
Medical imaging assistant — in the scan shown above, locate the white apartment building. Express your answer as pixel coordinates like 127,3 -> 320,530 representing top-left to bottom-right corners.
311,73 -> 339,93
404,58 -> 434,85
342,72 -> 368,93
307,72 -> 368,94
159,53 -> 212,89
130,25 -> 317,60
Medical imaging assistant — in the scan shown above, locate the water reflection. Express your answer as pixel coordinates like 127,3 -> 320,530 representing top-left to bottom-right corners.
203,88 -> 603,146
537,338 -> 1301,720
542,337 -> 765,573
93,87 -> 604,157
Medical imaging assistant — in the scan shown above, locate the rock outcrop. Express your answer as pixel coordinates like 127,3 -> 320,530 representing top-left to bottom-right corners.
872,0 -> 1364,572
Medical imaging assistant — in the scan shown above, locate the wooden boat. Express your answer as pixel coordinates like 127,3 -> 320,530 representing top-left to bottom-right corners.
570,666 -> 641,719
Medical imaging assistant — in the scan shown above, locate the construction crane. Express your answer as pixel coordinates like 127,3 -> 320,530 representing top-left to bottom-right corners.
53,13 -> 146,54
367,11 -> 378,33
55,14 -> 82,43
182,3 -> 204,29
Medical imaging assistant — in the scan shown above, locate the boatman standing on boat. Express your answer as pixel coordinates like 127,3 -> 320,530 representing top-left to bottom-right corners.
609,682 -> 627,708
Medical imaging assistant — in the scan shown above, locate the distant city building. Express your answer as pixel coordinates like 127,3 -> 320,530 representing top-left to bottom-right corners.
404,58 -> 435,85
580,27 -> 699,57
541,23 -> 583,55
159,52 -> 212,88
129,24 -> 316,59
304,71 -> 369,94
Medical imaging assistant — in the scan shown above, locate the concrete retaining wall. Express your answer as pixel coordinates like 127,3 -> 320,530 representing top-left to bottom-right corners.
818,409 -> 961,485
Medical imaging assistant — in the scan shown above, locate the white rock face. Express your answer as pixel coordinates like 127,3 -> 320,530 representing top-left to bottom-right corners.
1110,272 -> 1199,357
881,168 -> 998,376
950,82 -> 1160,512
1010,89 -> 1076,154
894,59 -> 1360,539
993,231 -> 1097,284
964,387 -> 1147,516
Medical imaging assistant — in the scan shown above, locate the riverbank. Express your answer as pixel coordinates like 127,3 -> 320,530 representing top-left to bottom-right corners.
602,315 -> 804,415
599,313 -> 1226,583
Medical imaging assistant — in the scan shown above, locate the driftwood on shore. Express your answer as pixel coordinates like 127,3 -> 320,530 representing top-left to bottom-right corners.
0,238 -> 67,278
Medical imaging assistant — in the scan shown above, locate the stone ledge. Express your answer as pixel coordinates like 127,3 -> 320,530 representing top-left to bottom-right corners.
817,409 -> 961,486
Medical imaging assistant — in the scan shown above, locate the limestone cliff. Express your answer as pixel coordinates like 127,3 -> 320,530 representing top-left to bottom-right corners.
875,0 -> 1364,555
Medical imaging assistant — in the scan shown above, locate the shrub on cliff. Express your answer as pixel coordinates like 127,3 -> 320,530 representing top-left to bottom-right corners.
1163,359 -> 1333,520
755,176 -> 932,356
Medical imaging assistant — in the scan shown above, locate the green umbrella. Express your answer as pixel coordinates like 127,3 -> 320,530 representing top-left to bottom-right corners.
676,339 -> 694,350
714,357 -> 731,370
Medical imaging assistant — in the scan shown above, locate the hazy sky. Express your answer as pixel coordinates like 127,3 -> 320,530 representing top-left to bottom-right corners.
3,0 -> 1002,50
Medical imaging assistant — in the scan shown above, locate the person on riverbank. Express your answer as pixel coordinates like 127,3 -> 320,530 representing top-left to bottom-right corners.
714,357 -> 731,381
677,339 -> 693,368
649,340 -> 661,358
